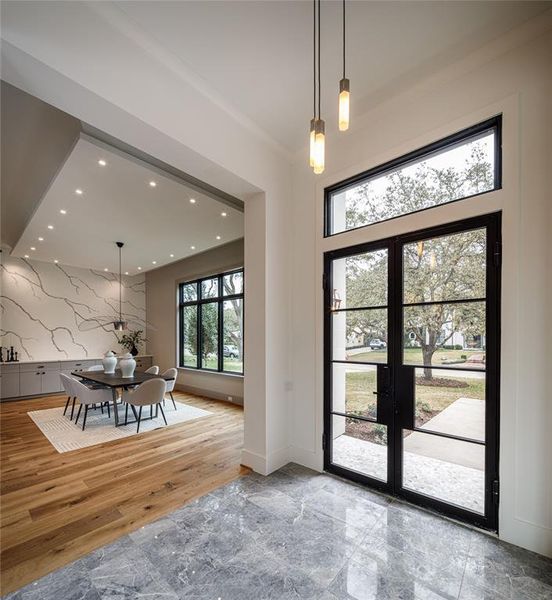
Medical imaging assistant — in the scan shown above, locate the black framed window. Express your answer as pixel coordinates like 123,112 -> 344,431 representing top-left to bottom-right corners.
325,116 -> 502,237
179,269 -> 244,374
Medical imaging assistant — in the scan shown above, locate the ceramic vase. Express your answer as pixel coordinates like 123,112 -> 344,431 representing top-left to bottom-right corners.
119,353 -> 136,378
102,351 -> 117,374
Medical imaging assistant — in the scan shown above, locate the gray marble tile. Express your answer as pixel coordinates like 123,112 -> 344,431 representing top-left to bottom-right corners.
364,500 -> 474,573
463,554 -> 552,600
328,555 -> 451,600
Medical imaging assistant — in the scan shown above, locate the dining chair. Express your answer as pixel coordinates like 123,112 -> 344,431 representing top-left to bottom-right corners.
161,368 -> 178,410
145,366 -> 159,375
86,365 -> 104,371
72,378 -> 112,430
60,373 -> 78,419
122,378 -> 167,433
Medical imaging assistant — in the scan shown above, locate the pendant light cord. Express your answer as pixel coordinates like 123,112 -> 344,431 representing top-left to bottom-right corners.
313,0 -> 316,120
118,245 -> 122,321
342,0 -> 346,79
317,0 -> 321,119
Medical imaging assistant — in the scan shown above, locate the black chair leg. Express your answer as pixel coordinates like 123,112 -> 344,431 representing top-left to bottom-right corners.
136,406 -> 142,433
63,396 -> 71,416
170,392 -> 177,410
75,404 -> 82,424
150,405 -> 154,419
106,402 -> 111,418
100,403 -> 104,414
70,397 -> 76,420
125,403 -> 129,426
159,403 -> 168,426
82,405 -> 89,431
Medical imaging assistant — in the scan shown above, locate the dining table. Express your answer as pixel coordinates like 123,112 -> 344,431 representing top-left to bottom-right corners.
73,369 -> 176,427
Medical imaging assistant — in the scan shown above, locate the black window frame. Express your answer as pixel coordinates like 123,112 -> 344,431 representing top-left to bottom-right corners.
178,268 -> 244,375
324,116 -> 502,238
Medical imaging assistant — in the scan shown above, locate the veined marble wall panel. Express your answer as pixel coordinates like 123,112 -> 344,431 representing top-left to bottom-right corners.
0,255 -> 146,361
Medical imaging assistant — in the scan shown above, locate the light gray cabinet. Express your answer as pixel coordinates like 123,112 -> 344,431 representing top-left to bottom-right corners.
1,356 -> 154,400
0,364 -> 20,399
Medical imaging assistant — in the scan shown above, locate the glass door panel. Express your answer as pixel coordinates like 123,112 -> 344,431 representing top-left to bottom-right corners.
398,223 -> 493,526
327,246 -> 390,486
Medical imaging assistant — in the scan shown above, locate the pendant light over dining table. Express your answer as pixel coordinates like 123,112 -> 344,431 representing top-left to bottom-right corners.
113,241 -> 127,331
308,0 -> 351,174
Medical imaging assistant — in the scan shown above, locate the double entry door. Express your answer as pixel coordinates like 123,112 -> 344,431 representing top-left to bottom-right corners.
324,213 -> 500,530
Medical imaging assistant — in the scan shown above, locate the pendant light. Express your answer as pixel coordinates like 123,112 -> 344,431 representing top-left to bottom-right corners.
113,241 -> 127,331
309,0 -> 317,167
338,0 -> 350,131
312,0 -> 325,174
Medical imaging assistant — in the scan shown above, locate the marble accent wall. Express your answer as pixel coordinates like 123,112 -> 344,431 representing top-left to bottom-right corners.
0,255 -> 146,361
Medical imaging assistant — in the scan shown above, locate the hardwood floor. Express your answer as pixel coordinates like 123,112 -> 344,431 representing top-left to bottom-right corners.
0,391 -> 246,595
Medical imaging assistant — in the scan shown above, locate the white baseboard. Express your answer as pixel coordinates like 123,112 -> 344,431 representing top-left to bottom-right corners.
175,383 -> 243,405
241,446 -> 290,476
289,445 -> 324,473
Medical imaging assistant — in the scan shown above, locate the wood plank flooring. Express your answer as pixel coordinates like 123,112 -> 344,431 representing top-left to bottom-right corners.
0,391 -> 246,595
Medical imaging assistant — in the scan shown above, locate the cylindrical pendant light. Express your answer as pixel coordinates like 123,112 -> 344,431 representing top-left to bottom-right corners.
338,0 -> 350,131
313,0 -> 325,174
309,0 -> 317,167
313,118 -> 325,174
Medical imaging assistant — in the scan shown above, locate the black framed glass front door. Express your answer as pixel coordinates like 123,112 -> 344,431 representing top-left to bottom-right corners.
324,213 -> 500,531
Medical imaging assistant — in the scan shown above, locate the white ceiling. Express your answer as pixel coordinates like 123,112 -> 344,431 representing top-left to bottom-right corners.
12,136 -> 244,274
113,0 -> 549,152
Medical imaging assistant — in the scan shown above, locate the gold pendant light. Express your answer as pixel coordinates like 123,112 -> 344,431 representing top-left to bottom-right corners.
338,0 -> 350,131
309,0 -> 325,174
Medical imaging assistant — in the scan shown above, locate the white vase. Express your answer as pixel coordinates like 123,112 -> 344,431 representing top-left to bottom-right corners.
102,351 -> 117,374
119,353 -> 136,378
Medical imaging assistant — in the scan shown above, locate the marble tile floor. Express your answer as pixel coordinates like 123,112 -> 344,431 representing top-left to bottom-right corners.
3,463 -> 551,600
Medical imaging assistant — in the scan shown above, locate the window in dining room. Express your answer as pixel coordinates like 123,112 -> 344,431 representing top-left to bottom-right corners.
178,269 -> 244,374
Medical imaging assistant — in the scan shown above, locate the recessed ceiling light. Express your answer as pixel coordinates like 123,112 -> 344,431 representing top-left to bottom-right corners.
60,209 -> 67,215
98,159 -> 107,166
38,237 -> 44,241
152,261 -> 157,265
138,267 -> 142,270
47,225 -> 54,230
104,268 -> 108,272
54,260 -> 59,264
170,253 -> 174,258
149,181 -> 157,188
190,245 -> 196,250
189,198 -> 196,204
24,254 -> 29,258
30,247 -> 36,251
75,189 -> 83,195
216,235 -> 221,240
221,212 -> 227,217
124,271 -> 129,275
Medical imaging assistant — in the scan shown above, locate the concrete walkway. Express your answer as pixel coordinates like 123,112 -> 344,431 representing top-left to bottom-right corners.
404,397 -> 485,470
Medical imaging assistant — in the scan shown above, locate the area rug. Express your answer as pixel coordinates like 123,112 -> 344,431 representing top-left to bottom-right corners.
27,401 -> 212,453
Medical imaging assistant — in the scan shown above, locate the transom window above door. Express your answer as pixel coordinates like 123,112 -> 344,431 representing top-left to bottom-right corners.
325,116 -> 501,236
179,269 -> 244,375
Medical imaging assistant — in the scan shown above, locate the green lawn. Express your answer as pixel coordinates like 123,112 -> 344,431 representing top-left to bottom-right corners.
351,347 -> 484,367
183,354 -> 243,373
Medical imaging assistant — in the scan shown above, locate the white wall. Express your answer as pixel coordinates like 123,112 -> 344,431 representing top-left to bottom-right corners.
289,25 -> 552,557
145,239 -> 244,403
0,254 -> 146,361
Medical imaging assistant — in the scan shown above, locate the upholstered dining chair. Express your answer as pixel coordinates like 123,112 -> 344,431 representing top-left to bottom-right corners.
161,368 -> 178,410
145,365 -> 159,375
71,378 -> 112,430
60,373 -> 78,419
122,378 -> 167,433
